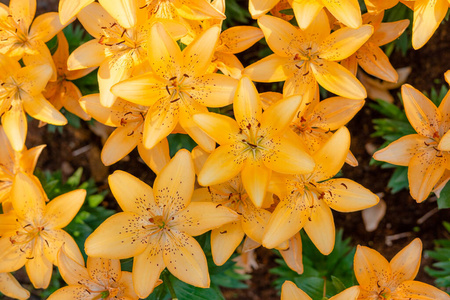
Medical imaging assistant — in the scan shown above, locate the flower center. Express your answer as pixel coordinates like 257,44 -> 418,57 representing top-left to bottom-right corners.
149,215 -> 166,229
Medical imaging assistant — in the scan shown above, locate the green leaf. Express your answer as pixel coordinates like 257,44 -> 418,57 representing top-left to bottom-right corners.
331,276 -> 346,293
437,182 -> 450,209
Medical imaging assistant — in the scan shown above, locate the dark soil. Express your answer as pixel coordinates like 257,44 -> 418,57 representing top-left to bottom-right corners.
2,1 -> 450,299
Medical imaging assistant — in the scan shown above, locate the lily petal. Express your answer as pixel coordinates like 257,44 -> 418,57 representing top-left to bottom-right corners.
394,280 -> 450,299
11,172 -> 45,220
322,0 -> 362,28
354,245 -> 392,291
319,25 -> 373,61
0,273 -> 30,300
408,149 -> 447,202
371,19 -> 410,46
390,238 -> 422,286
148,22 -> 182,80
303,199 -> 335,255
85,212 -> 148,259
412,0 -> 448,49
163,230 -> 210,287
330,286 -> 360,300
101,126 -> 140,166
26,238 -> 53,289
77,3 -> 117,39
357,44 -> 398,82
263,194 -> 309,249
154,149 -> 194,211
257,15 -> 305,57
197,143 -> 246,186
16,64 -> 52,95
67,39 -> 106,70
177,202 -> 238,236
310,60 -> 367,99
241,160 -> 271,207
109,170 -> 157,215
218,26 -> 263,54
0,237 -> 28,273
44,189 -> 86,228
2,102 -> 27,152
312,97 -> 365,130
133,243 -> 165,298
319,179 -> 379,212
438,130 -> 450,151
59,0 -> 94,25
234,76 -> 262,127
244,54 -> 293,82
281,280 -> 310,300
279,233 -> 303,275
312,126 -> 351,182
41,228 -> 84,266
10,0 -> 36,31
29,12 -> 65,42
98,0 -> 137,28
138,139 -> 171,175
189,73 -> 238,107
183,26 -> 220,76
58,81 -> 91,121
292,0 -> 323,30
211,222 -> 245,266
241,202 -> 271,243
248,0 -> 279,18
373,134 -> 429,166
22,93 -> 67,126
143,99 -> 179,149
193,112 -> 240,145
87,257 -> 121,287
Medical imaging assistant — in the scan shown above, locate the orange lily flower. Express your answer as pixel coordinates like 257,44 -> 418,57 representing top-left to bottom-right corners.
260,89 -> 363,166
244,12 -> 372,102
0,54 -> 67,151
191,146 -> 273,266
373,83 -> 450,202
193,76 -> 315,207
0,172 -> 85,289
111,23 -> 238,152
85,150 -> 238,298
342,12 -> 409,83
48,246 -> 140,300
67,3 -> 151,107
0,125 -> 45,204
281,280 -> 360,300
0,0 -> 66,80
263,127 -> 379,254
0,272 -> 30,300
43,32 -> 92,122
59,0 -> 137,28
80,94 -> 170,172
249,0 -> 362,29
354,238 -> 450,299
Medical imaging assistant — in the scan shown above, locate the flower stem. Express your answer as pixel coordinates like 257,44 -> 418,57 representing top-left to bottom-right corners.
163,271 -> 178,300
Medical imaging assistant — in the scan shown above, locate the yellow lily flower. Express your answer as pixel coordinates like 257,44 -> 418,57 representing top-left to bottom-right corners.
0,172 -> 85,289
260,89 -> 364,166
210,26 -> 264,79
364,0 -> 400,14
193,76 -> 315,207
0,0 -> 65,80
263,127 -> 379,254
0,125 -> 45,204
43,32 -> 92,122
191,146 -> 273,266
342,12 -> 409,83
244,12 -> 373,102
48,246 -> 141,300
373,83 -> 450,202
85,150 -> 239,298
249,0 -> 362,29
59,0 -> 137,28
354,238 -> 450,299
111,23 -> 238,152
141,0 -> 225,21
0,272 -> 30,300
408,0 -> 450,49
0,54 -> 67,151
281,280 -> 360,300
67,3 -> 150,107
80,94 -> 170,173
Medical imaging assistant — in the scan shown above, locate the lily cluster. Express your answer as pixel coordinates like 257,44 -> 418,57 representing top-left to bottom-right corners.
0,0 -> 448,299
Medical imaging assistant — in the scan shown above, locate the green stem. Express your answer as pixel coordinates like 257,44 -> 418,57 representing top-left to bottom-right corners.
163,271 -> 178,300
